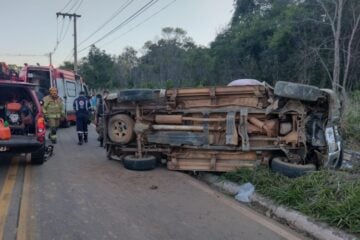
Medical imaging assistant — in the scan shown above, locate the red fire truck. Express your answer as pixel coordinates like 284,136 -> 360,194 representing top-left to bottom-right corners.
19,65 -> 89,126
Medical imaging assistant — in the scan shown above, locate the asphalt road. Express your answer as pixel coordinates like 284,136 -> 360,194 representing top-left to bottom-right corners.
0,126 -> 308,240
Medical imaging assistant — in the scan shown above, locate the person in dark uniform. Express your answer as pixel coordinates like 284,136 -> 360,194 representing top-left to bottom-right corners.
73,91 -> 91,145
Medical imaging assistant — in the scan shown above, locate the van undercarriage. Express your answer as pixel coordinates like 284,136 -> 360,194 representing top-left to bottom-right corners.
104,81 -> 342,176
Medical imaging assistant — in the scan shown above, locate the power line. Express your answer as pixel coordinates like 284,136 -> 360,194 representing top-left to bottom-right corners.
57,18 -> 71,43
73,0 -> 176,66
0,53 -> 47,57
56,17 -> 59,44
52,17 -> 71,54
78,0 -> 134,46
65,49 -> 74,62
73,0 -> 175,66
101,0 -> 177,48
60,0 -> 74,12
67,0 -> 80,13
58,17 -> 66,43
61,18 -> 72,42
78,0 -> 159,53
74,0 -> 84,12
63,0 -> 176,63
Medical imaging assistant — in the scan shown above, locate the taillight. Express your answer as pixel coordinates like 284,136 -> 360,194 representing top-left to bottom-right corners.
37,116 -> 46,142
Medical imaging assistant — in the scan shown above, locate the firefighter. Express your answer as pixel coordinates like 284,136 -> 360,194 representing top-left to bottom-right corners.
73,91 -> 91,145
43,87 -> 64,144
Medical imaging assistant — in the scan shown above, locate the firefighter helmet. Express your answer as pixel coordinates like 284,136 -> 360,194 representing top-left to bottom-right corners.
49,87 -> 58,97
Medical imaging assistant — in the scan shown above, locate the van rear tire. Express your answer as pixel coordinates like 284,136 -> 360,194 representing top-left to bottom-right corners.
274,81 -> 323,101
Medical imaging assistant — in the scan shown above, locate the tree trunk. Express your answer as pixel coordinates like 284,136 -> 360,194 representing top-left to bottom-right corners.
333,0 -> 343,94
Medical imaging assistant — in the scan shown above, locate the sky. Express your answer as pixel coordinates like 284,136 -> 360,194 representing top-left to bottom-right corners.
0,0 -> 234,67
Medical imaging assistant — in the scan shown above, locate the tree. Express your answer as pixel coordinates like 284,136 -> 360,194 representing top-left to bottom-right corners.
113,47 -> 138,88
210,0 -> 360,93
59,61 -> 74,71
79,45 -> 115,89
136,27 -> 198,88
305,0 -> 360,94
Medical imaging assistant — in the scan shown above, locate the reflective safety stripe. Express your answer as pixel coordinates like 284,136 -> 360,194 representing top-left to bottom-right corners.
46,114 -> 61,118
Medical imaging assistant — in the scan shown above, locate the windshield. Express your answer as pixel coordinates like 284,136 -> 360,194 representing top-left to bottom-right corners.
27,69 -> 51,100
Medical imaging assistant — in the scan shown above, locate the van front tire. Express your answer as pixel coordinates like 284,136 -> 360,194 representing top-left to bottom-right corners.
123,155 -> 156,171
270,157 -> 316,178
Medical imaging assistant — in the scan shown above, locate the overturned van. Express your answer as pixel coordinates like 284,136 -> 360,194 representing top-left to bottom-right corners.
104,81 -> 342,177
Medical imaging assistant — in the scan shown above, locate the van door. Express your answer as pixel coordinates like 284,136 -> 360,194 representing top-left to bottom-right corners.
56,78 -> 67,117
65,80 -> 76,113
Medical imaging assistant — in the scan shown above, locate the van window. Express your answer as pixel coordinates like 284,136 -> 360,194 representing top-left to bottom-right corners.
27,69 -> 51,100
66,81 -> 76,97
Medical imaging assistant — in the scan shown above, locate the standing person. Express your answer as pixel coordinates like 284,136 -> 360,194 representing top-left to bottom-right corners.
95,94 -> 104,147
90,92 -> 97,122
102,90 -> 109,100
90,93 -> 97,110
43,87 -> 64,144
95,90 -> 109,147
73,91 -> 91,145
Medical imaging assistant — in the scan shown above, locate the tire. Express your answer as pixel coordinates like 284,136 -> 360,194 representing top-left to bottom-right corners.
123,155 -> 157,171
107,114 -> 135,144
117,89 -> 160,102
274,81 -> 323,101
270,157 -> 316,178
31,145 -> 46,165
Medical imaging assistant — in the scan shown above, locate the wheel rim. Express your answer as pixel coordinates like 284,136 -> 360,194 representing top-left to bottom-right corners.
112,120 -> 129,141
108,114 -> 134,143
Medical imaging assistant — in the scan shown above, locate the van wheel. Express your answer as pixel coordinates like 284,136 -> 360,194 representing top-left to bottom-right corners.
274,81 -> 323,101
270,157 -> 316,178
107,114 -> 134,144
123,155 -> 157,171
117,89 -> 160,102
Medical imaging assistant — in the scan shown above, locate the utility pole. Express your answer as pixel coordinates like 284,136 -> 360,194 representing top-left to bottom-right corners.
49,52 -> 52,65
56,12 -> 81,73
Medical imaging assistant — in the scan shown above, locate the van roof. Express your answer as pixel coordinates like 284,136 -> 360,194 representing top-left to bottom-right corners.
0,80 -> 36,87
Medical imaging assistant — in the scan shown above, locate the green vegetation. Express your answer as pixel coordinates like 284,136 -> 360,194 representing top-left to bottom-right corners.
343,91 -> 360,150
224,167 -> 360,234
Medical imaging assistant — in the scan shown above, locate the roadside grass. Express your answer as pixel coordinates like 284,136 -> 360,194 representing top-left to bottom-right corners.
223,167 -> 360,234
